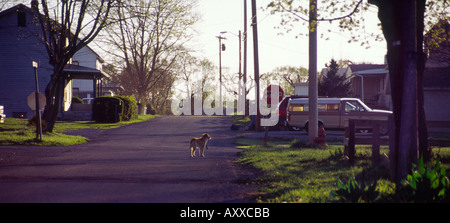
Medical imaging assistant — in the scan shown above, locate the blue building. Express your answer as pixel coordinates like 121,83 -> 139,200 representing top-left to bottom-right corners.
0,4 -> 108,120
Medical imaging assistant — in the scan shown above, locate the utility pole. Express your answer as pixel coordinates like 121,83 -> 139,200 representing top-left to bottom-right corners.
238,30 -> 242,82
243,0 -> 248,116
251,0 -> 261,131
216,35 -> 226,115
308,0 -> 318,144
238,30 -> 243,108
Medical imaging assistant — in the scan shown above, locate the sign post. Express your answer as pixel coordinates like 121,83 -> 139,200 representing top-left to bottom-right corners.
263,85 -> 284,145
32,61 -> 43,141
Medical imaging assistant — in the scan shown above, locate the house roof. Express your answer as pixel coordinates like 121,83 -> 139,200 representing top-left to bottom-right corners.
423,66 -> 450,90
348,64 -> 387,73
0,4 -> 30,17
64,64 -> 109,80
0,3 -> 105,63
354,68 -> 388,76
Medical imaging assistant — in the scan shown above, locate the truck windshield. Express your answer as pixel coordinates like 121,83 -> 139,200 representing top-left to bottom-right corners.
345,100 -> 371,112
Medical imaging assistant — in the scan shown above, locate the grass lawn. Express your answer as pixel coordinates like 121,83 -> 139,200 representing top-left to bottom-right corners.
0,114 -> 159,146
235,136 -> 450,203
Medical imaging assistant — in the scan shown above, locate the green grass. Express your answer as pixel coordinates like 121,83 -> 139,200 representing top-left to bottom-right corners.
53,114 -> 159,132
232,115 -> 251,126
235,137 -> 450,203
0,114 -> 159,146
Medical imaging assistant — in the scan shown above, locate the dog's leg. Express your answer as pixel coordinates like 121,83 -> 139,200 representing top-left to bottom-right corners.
200,146 -> 205,157
190,146 -> 195,157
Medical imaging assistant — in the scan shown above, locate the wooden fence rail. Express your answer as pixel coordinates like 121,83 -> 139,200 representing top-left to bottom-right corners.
344,119 -> 390,165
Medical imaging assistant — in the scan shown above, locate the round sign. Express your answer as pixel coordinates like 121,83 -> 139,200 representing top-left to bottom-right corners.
27,92 -> 46,111
265,85 -> 284,105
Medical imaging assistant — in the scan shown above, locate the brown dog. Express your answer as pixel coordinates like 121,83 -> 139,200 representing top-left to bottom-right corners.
190,133 -> 211,158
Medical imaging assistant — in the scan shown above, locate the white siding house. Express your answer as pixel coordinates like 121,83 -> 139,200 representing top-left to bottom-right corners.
71,44 -> 107,104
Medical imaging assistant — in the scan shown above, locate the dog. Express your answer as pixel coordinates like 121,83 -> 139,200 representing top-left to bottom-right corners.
190,133 -> 211,158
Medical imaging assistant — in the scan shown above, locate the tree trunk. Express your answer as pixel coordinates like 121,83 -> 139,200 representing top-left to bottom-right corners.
370,0 -> 428,183
42,63 -> 65,133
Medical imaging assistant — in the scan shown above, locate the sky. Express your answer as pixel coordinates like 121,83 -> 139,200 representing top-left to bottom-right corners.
1,0 -> 388,79
188,0 -> 388,76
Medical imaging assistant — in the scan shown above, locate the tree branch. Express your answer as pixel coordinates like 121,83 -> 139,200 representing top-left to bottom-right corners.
277,0 -> 363,22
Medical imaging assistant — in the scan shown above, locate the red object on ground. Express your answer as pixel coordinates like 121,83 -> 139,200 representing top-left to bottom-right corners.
314,125 -> 326,146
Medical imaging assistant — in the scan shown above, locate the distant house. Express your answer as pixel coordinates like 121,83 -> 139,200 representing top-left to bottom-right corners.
0,4 -> 108,120
71,45 -> 109,104
423,20 -> 450,131
347,64 -> 390,109
423,66 -> 450,131
294,39 -> 449,133
319,63 -> 390,109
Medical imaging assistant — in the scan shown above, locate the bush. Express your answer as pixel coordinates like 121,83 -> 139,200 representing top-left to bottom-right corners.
332,156 -> 450,203
395,156 -> 450,202
331,178 -> 379,203
114,96 -> 137,121
92,96 -> 124,123
290,139 -> 323,149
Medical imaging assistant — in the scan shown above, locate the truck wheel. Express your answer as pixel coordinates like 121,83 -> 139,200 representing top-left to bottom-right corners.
288,125 -> 302,131
304,122 -> 324,133
379,124 -> 388,135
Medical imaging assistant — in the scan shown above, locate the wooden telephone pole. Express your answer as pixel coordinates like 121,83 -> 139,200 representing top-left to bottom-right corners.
243,0 -> 248,116
216,35 -> 226,115
251,0 -> 261,131
308,0 -> 319,144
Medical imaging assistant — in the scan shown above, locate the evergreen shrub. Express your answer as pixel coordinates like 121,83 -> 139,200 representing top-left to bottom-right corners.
92,96 -> 124,123
114,96 -> 137,121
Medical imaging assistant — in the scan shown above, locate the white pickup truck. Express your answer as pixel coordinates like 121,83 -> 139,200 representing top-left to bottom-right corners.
287,98 -> 392,134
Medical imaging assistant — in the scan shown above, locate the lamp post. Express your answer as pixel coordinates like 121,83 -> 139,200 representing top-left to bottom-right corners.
221,30 -> 247,116
216,34 -> 227,114
220,30 -> 243,99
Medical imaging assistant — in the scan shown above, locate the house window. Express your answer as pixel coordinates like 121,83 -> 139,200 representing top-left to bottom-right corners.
17,10 -> 26,27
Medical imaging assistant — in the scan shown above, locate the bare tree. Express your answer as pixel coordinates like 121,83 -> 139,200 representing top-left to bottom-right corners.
198,58 -> 217,101
103,0 -> 199,113
30,0 -> 114,132
261,65 -> 308,95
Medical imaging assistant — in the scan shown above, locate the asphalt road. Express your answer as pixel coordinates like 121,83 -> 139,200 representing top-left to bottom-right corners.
0,116 -> 258,203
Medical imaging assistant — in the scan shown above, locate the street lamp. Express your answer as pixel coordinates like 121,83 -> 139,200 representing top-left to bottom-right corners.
220,31 -> 242,82
216,34 -> 227,114
220,30 -> 245,115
